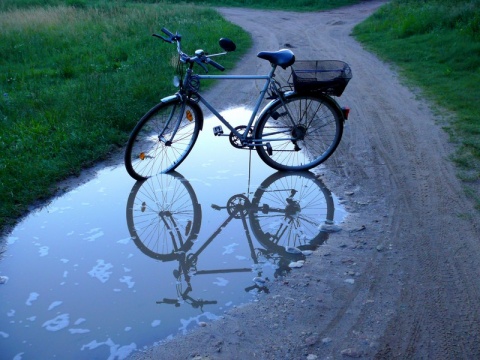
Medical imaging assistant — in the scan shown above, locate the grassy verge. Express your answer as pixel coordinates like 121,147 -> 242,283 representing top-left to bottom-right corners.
353,0 -> 480,208
0,2 -> 251,231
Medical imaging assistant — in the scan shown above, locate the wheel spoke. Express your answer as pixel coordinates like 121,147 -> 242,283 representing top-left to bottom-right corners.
255,95 -> 342,171
125,100 -> 200,180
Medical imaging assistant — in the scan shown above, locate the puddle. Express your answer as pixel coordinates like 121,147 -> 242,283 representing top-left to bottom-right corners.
0,108 -> 347,359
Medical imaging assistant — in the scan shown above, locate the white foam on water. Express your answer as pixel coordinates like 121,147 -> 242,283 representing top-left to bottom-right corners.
213,277 -> 229,287
38,246 -> 49,257
88,260 -> 113,283
84,229 -> 104,242
74,318 -> 86,325
42,313 -> 69,332
48,301 -> 63,311
81,338 -> 136,360
26,292 -> 39,306
119,276 -> 135,289
117,237 -> 131,245
7,237 -> 18,245
151,320 -> 161,327
222,243 -> 239,255
179,312 -> 220,334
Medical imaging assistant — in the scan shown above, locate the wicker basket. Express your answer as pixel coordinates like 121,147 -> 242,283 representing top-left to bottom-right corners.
291,60 -> 352,96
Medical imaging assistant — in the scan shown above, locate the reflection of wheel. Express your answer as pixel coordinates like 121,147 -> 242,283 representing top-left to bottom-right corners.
226,194 -> 250,218
249,171 -> 334,253
255,93 -> 343,171
126,172 -> 201,260
124,98 -> 202,180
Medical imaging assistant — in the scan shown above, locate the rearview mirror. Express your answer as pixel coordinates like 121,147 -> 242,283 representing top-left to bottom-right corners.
219,38 -> 236,52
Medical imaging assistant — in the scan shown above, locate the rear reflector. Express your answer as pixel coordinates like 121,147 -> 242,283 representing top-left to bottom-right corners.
342,107 -> 350,120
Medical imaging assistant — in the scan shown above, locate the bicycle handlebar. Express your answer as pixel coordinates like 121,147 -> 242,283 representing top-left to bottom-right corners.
153,27 -> 226,72
205,57 -> 225,72
152,27 -> 182,43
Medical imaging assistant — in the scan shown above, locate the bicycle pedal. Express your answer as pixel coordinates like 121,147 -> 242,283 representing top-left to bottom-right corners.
266,142 -> 273,156
213,125 -> 224,136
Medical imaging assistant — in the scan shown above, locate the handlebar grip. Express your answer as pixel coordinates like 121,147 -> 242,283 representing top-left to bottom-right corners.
161,27 -> 175,37
206,58 -> 225,72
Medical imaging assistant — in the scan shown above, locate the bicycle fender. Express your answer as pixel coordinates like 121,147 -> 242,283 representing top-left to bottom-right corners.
254,92 -> 345,134
312,93 -> 346,121
159,95 -> 204,131
271,92 -> 345,121
253,91 -> 296,132
254,97 -> 281,126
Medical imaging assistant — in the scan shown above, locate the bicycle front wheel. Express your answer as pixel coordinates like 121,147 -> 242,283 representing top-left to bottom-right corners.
125,98 -> 201,180
255,94 -> 343,171
126,172 -> 202,261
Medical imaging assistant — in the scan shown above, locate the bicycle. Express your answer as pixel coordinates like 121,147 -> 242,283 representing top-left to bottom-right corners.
124,27 -> 352,180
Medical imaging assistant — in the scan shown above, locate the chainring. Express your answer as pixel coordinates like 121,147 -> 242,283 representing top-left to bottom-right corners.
229,125 -> 253,149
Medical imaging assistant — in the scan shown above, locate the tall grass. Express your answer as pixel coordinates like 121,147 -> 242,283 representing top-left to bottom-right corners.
353,0 -> 480,207
0,2 -> 251,231
0,0 -> 362,12
135,0 -> 362,11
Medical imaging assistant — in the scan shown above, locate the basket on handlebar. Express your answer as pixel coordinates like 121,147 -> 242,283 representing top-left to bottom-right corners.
291,60 -> 352,97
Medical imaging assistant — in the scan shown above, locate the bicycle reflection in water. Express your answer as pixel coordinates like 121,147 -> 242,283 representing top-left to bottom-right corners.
126,171 -> 335,312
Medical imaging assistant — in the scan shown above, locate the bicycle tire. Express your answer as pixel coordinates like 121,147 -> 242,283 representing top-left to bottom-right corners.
125,98 -> 202,180
249,171 -> 334,254
126,171 -> 202,261
255,93 -> 343,171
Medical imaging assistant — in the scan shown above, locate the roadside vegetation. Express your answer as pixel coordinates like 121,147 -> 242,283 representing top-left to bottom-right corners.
0,0 -> 362,233
353,0 -> 480,208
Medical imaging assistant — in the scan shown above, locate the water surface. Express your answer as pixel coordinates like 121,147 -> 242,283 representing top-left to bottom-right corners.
0,108 -> 346,359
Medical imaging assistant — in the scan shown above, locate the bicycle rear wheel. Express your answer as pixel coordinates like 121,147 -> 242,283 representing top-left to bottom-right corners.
249,171 -> 334,253
255,93 -> 343,171
125,98 -> 201,180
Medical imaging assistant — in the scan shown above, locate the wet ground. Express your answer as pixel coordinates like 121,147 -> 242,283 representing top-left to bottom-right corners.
0,108 -> 346,360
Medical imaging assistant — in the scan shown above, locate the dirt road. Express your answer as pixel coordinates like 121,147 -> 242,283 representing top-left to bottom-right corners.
132,1 -> 480,358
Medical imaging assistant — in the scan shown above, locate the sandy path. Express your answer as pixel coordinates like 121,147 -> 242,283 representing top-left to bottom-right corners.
132,1 -> 480,358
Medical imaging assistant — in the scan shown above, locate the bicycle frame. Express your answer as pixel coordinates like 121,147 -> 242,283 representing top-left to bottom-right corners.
174,64 -> 296,147
195,70 -> 274,141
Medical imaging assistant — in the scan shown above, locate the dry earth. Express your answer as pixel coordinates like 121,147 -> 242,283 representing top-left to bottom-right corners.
131,1 -> 480,359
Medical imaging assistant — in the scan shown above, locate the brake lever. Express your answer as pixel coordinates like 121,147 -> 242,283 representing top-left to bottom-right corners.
194,57 -> 209,73
152,33 -> 173,43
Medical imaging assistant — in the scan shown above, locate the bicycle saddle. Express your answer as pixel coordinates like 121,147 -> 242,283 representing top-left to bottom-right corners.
257,49 -> 295,69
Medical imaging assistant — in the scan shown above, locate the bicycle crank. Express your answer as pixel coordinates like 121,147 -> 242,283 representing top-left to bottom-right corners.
229,125 -> 253,149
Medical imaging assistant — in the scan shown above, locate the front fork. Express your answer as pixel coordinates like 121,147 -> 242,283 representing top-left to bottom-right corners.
158,95 -> 187,146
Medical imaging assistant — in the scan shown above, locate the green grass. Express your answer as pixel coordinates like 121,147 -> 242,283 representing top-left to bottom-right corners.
0,2 -> 251,231
1,0 -> 362,12
353,0 -> 480,208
